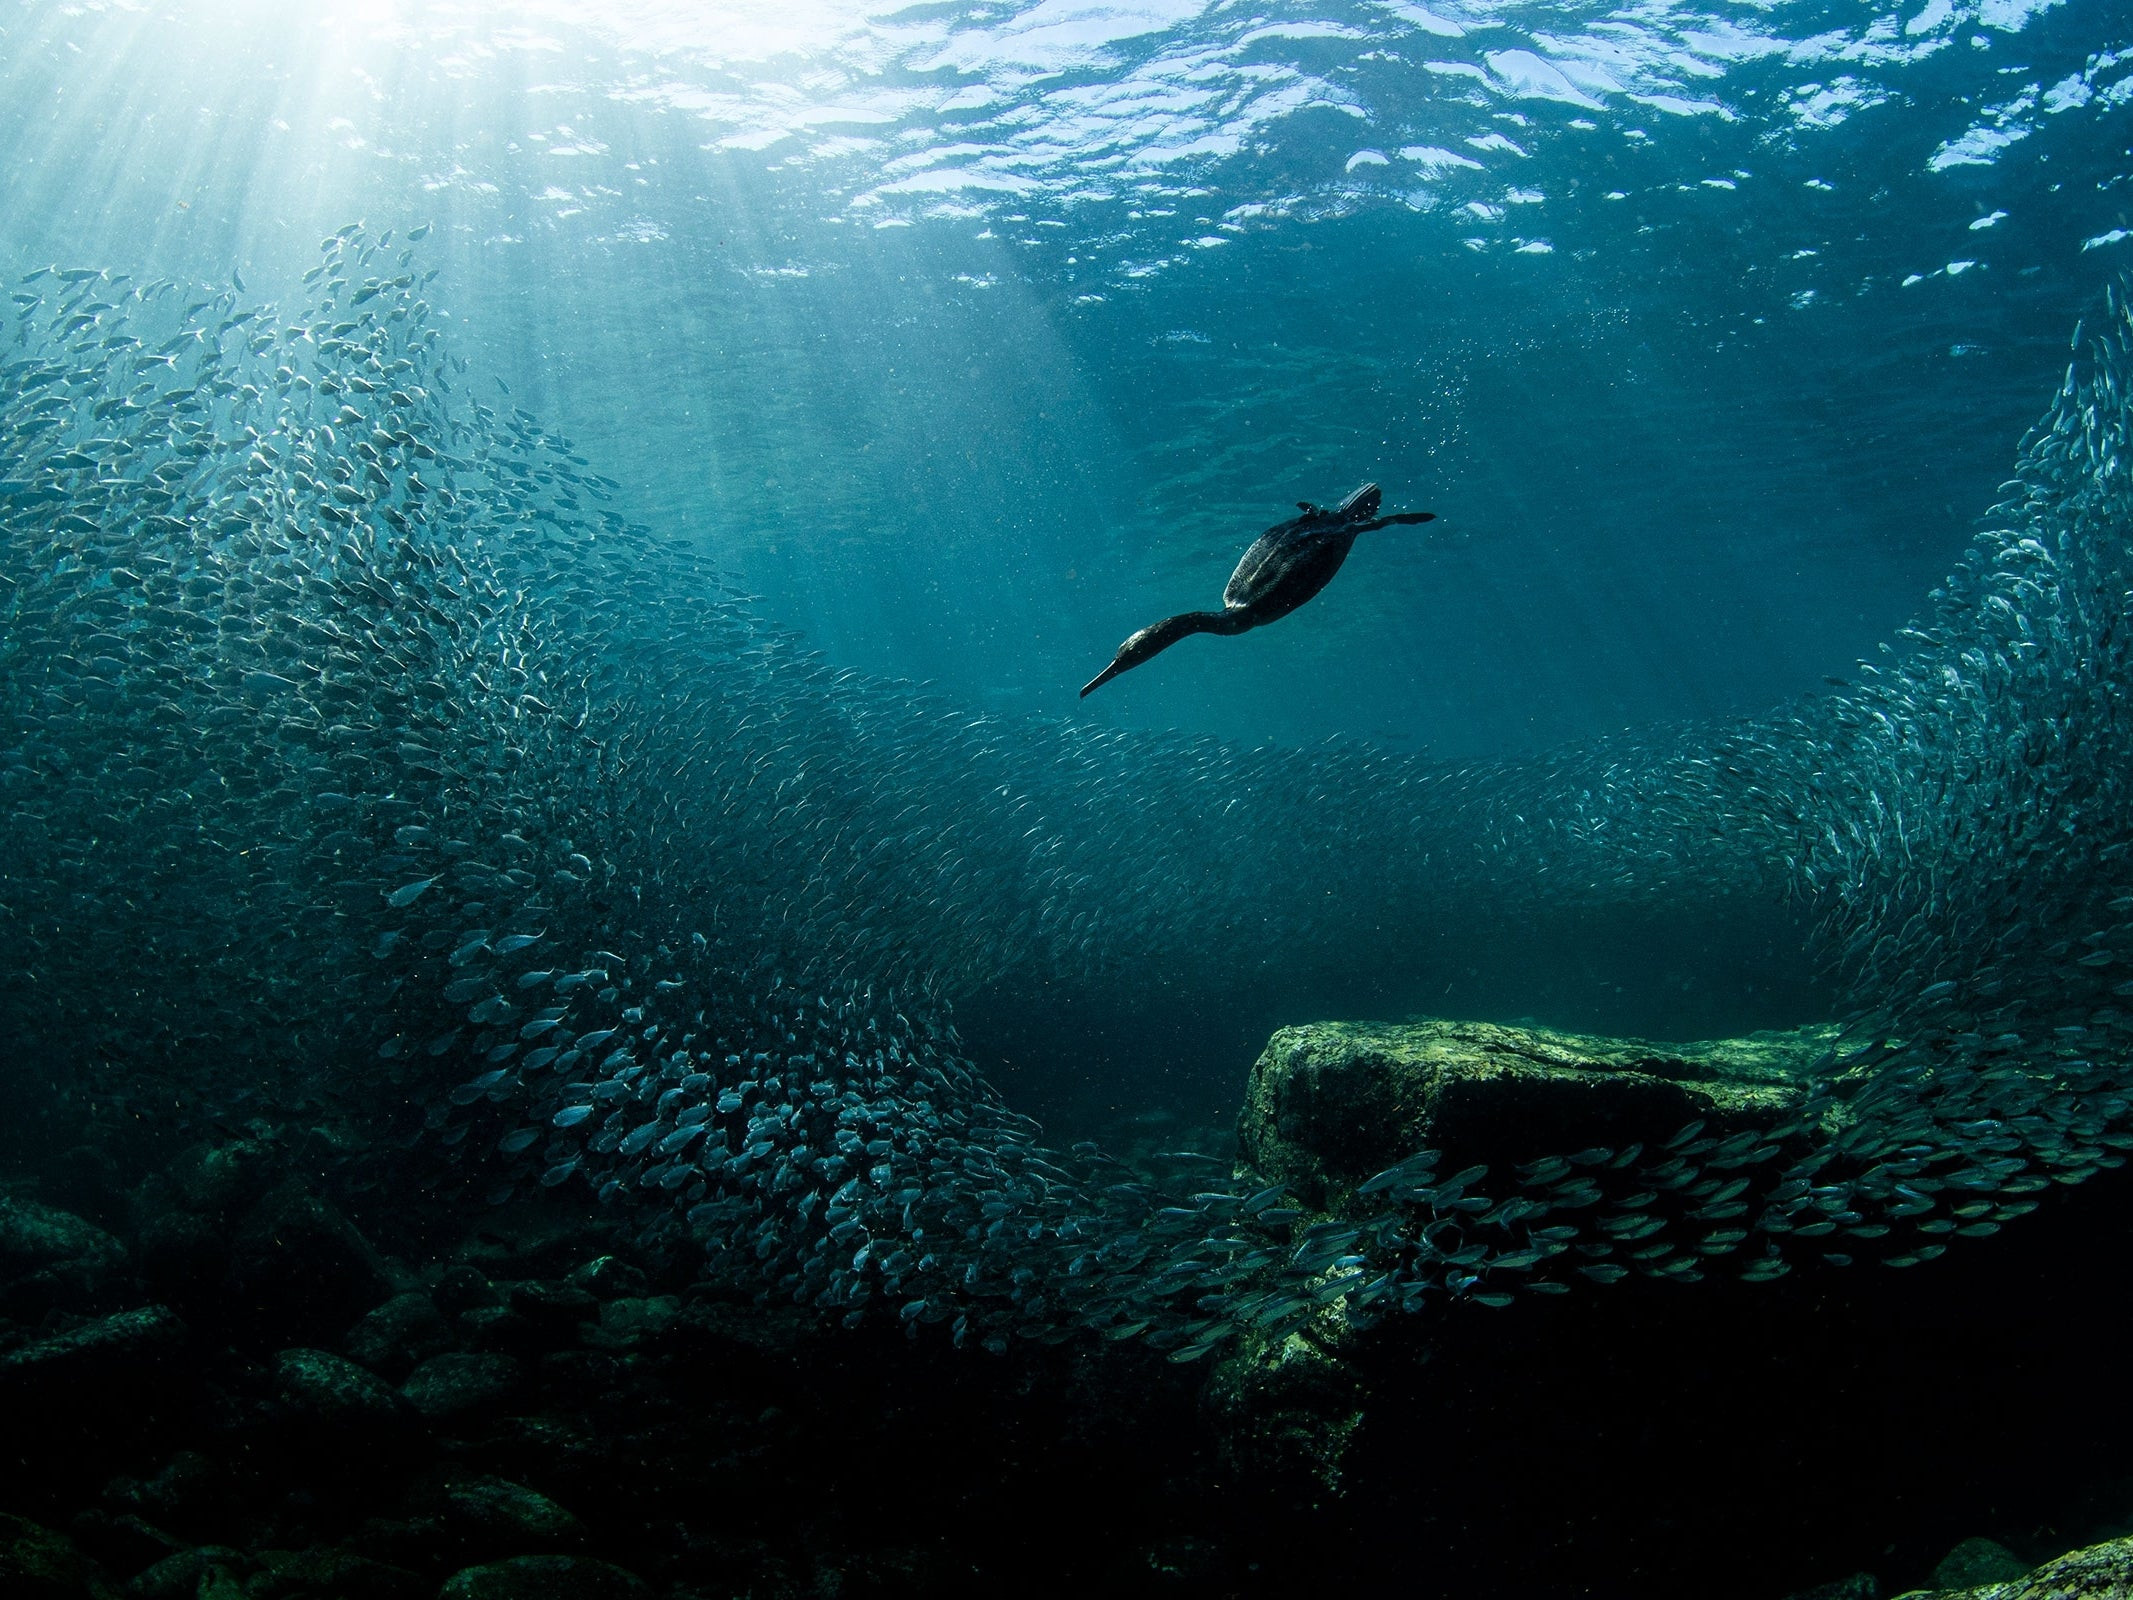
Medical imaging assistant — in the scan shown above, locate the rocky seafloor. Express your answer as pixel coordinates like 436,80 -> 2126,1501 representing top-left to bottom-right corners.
5,1018 -> 2133,1600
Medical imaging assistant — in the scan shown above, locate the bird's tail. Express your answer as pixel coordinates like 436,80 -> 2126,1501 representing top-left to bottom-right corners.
1337,482 -> 1382,520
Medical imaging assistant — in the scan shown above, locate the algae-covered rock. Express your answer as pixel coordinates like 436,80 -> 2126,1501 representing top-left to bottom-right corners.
0,1513 -> 112,1599
419,1472 -> 585,1557
343,1291 -> 455,1381
0,1195 -> 129,1318
1923,1534 -> 2133,1598
244,1546 -> 428,1600
152,1131 -> 282,1222
438,1554 -> 650,1600
1208,1014 -> 1840,1500
0,1305 -> 185,1413
456,1304 -> 533,1351
273,1346 -> 409,1431
125,1545 -> 250,1600
1783,1576 -> 1879,1600
400,1350 -> 522,1419
103,1452 -> 231,1540
579,1294 -> 680,1351
1200,1325 -> 1367,1500
1238,1016 -> 1832,1208
64,1511 -> 183,1582
1936,1538 -> 2033,1589
262,1365 -> 425,1492
1134,1534 -> 1224,1590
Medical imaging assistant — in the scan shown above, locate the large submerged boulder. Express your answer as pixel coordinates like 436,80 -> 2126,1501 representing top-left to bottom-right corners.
1905,1534 -> 2133,1598
0,1512 -> 112,1600
0,1305 -> 187,1420
1237,1016 -> 1832,1210
0,1196 -> 130,1319
437,1555 -> 650,1600
1219,1015 -> 1834,1492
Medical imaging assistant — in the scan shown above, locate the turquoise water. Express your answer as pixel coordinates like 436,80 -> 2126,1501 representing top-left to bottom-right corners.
6,2 -> 2133,1596
6,0 -> 2115,756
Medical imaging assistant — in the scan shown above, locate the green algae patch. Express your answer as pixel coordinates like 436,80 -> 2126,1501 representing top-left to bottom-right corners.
1238,1017 -> 1837,1209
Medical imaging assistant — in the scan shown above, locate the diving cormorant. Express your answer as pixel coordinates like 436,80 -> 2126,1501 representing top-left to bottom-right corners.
1079,483 -> 1434,697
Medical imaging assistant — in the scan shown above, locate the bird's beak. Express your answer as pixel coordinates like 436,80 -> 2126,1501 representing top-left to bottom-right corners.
1080,657 -> 1127,698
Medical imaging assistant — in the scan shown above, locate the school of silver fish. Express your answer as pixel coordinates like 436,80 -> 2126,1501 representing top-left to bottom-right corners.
3,225 -> 2131,1360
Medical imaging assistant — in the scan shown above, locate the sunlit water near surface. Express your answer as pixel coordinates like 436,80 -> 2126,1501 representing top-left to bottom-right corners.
12,0 -> 2126,755
6,0 -> 2133,1596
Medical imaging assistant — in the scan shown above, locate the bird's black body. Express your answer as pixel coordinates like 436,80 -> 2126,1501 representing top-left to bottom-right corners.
1079,483 -> 1433,697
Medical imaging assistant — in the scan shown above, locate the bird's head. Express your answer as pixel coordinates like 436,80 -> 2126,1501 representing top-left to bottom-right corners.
1079,619 -> 1173,697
